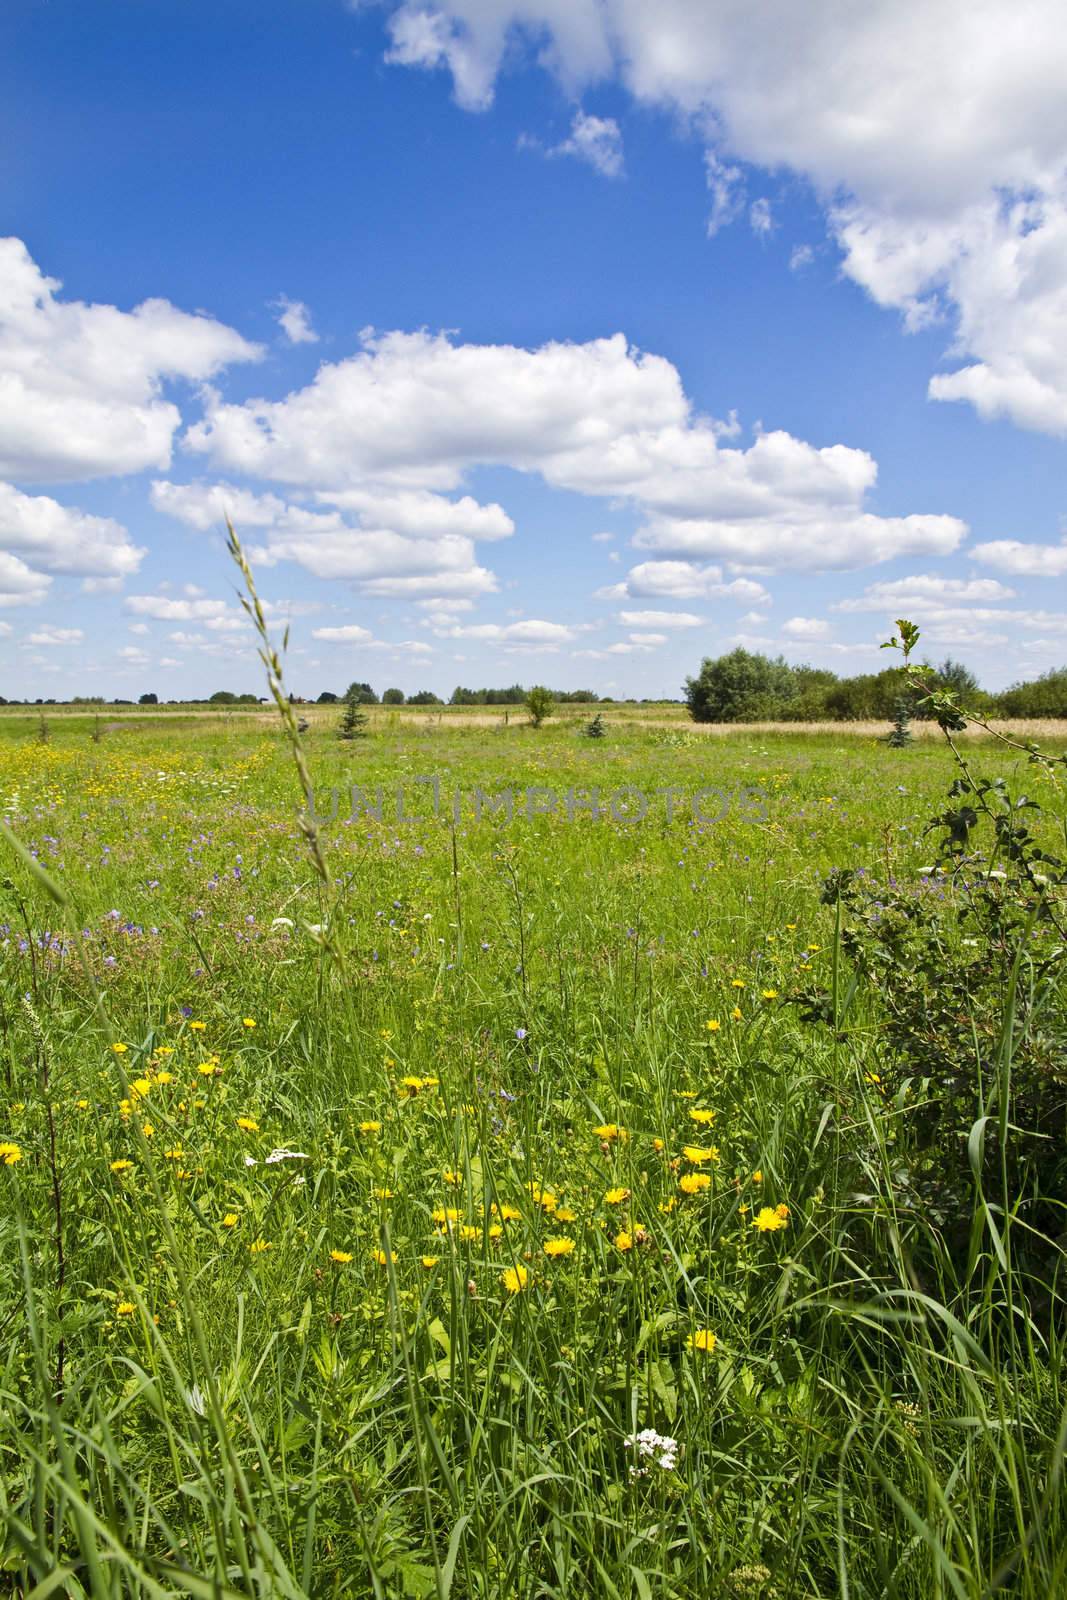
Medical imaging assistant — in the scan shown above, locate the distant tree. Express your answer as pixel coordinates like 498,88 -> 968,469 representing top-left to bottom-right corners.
409,689 -> 443,705
382,687 -> 405,705
344,682 -> 378,705
338,685 -> 369,739
525,685 -> 554,727
995,667 -> 1067,718
684,649 -> 797,722
138,692 -> 158,705
584,711 -> 606,738
317,690 -> 339,704
209,690 -> 237,704
913,657 -> 982,719
820,667 -> 906,721
885,696 -> 914,748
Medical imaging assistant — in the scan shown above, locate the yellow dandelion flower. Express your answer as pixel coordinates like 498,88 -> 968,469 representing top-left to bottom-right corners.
554,1206 -> 577,1223
76,1098 -> 89,1110
731,1006 -> 743,1021
683,1145 -> 720,1165
130,1078 -> 151,1099
604,1187 -> 630,1205
491,1202 -> 521,1221
653,1137 -> 665,1152
154,1071 -> 175,1085
753,1206 -> 788,1232
421,1255 -> 439,1269
373,1186 -> 395,1200
189,1021 -> 206,1032
658,1197 -> 677,1214
705,1019 -> 720,1032
373,1249 -> 398,1266
731,979 -> 746,989
501,1264 -> 528,1294
141,1122 -> 154,1138
593,1123 -> 627,1141
109,1158 -> 133,1173
116,1301 -> 136,1316
235,1117 -> 259,1132
330,1249 -> 353,1264
761,989 -> 779,1000
687,1329 -> 717,1353
222,1213 -> 238,1228
359,1120 -> 382,1134
242,1018 -> 256,1029
752,1170 -> 763,1184
249,1238 -> 272,1254
443,1169 -> 462,1186
688,1108 -> 716,1125
614,1231 -> 633,1251
459,1224 -> 480,1242
679,1172 -> 711,1195
399,1076 -> 424,1097
543,1237 -> 576,1257
432,1206 -> 462,1227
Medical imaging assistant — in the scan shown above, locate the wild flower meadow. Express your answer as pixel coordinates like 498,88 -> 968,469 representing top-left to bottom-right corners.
0,678 -> 1064,1595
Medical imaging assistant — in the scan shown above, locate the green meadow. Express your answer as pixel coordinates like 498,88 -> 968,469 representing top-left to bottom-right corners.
1,706 -> 1064,1598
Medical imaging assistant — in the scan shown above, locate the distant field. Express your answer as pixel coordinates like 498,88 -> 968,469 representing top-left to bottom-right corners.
4,699 -> 1067,742
0,711 -> 1063,1595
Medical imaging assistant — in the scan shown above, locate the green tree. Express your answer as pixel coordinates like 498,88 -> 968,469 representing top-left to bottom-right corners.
408,689 -> 443,706
525,685 -> 554,727
316,690 -> 338,704
338,686 -> 369,739
344,681 -> 378,705
584,711 -> 606,738
381,687 -> 405,705
684,649 -> 797,722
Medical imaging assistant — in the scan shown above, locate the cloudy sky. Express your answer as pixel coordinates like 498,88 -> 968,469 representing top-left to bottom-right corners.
2,0 -> 1067,699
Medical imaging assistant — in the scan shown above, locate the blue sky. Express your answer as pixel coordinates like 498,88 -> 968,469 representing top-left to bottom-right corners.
2,0 -> 1066,699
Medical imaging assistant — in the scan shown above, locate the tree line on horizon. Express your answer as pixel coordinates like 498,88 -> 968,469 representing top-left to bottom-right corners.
683,648 -> 1067,721
4,654 -> 1066,719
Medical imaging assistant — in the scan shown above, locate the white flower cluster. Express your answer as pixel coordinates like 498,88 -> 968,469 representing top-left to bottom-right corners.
244,1149 -> 309,1168
624,1428 -> 679,1477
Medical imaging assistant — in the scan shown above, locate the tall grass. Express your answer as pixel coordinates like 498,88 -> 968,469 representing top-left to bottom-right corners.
0,597 -> 1063,1594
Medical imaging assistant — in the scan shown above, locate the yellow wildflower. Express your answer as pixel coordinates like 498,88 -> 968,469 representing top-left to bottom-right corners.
705,1019 -> 720,1032
753,1206 -> 789,1232
689,1108 -> 716,1125
116,1301 -> 136,1317
249,1239 -> 272,1254
543,1237 -> 576,1256
687,1329 -> 717,1353
604,1187 -> 630,1206
501,1264 -> 528,1294
683,1145 -> 720,1165
235,1117 -> 259,1132
359,1120 -> 382,1134
614,1231 -> 633,1251
330,1249 -> 353,1263
222,1213 -> 238,1228
679,1173 -> 711,1195
109,1158 -> 133,1173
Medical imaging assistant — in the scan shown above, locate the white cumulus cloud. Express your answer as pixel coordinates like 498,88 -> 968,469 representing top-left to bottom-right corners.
0,237 -> 261,481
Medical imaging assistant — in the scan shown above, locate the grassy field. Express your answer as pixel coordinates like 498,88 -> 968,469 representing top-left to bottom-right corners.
0,705 -> 1064,1597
